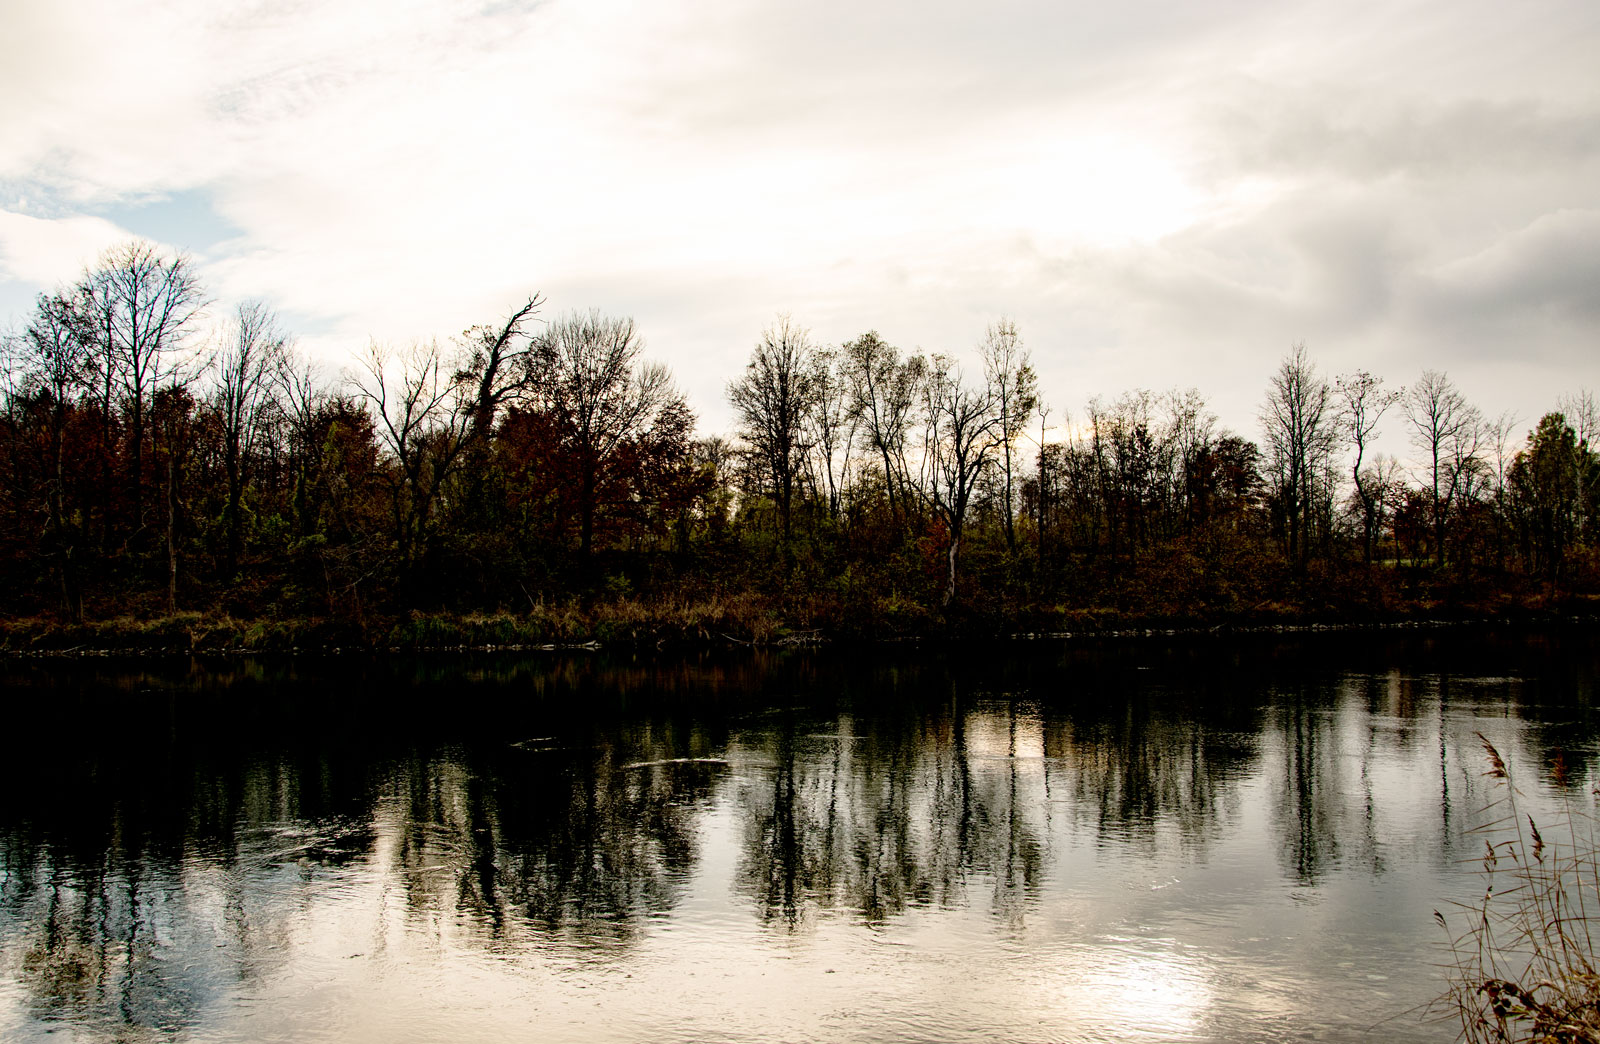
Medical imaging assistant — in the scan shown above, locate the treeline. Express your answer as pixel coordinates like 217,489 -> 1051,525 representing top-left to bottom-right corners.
1,242 -> 1597,640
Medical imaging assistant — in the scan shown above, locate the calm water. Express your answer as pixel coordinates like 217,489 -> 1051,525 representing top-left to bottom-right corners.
2,631 -> 1598,1043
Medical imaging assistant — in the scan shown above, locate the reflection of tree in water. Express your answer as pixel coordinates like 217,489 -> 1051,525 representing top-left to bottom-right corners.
960,701 -> 1049,926
1261,663 -> 1589,884
0,652 -> 754,1037
733,702 -> 984,927
731,681 -> 1265,929
0,735 -> 377,1042
383,718 -> 724,947
0,721 -> 721,1037
1042,688 -> 1261,853
1270,679 -> 1349,883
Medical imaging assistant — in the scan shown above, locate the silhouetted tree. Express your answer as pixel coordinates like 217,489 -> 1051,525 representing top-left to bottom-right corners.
153,383 -> 199,610
77,242 -> 203,532
844,331 -> 923,528
458,295 -> 544,446
980,319 -> 1038,554
531,311 -> 684,563
729,315 -> 816,556
212,301 -> 288,578
1261,344 -> 1337,568
16,292 -> 92,618
804,346 -> 854,522
351,340 -> 473,587
921,354 -> 1002,607
1336,370 -> 1399,563
1403,370 -> 1484,567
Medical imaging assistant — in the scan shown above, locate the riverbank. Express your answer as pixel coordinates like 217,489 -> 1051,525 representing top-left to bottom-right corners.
3,588 -> 1597,656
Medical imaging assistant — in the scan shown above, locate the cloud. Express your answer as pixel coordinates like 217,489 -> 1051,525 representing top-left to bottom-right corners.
1208,90 -> 1600,190
1425,210 -> 1600,322
0,0 -> 1597,443
1395,208 -> 1600,386
0,208 -> 135,286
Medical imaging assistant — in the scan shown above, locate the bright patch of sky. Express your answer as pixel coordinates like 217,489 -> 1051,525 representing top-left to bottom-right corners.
0,0 -> 1596,449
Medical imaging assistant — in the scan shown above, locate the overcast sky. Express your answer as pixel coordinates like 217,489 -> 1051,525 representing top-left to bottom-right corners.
1,0 -> 1596,449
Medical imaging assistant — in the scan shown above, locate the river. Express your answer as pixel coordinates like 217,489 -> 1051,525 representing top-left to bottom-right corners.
1,629 -> 1596,1042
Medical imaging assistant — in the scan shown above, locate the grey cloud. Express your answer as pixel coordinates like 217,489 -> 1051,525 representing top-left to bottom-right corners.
1208,88 -> 1600,183
1001,181 -> 1596,432
1426,209 -> 1600,316
1081,190 -> 1425,350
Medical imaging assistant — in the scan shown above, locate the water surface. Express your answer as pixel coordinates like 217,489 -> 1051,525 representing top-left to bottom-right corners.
2,631 -> 1597,1042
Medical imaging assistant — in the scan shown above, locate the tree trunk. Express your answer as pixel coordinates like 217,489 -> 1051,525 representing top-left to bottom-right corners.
225,453 -> 243,578
49,418 -> 82,622
166,453 -> 178,613
878,445 -> 898,525
132,396 -> 145,530
1001,440 -> 1016,553
580,465 -> 596,560
943,525 -> 961,608
778,466 -> 793,563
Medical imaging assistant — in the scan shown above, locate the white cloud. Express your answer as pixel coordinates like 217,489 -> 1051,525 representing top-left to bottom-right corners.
0,209 -> 137,286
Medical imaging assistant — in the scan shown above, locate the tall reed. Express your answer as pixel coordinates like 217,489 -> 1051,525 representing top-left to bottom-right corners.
1436,735 -> 1600,1042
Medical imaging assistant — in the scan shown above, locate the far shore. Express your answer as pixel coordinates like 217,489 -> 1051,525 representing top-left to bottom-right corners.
4,595 -> 1596,658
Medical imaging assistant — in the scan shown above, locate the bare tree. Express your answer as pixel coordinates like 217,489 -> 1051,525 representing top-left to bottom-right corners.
979,319 -> 1038,554
350,340 -> 472,578
921,353 -> 1003,607
843,331 -> 924,526
804,345 -> 855,521
1083,395 -> 1123,557
1260,344 -> 1338,567
76,241 -> 204,526
213,301 -> 289,577
1403,370 -> 1484,567
532,310 -> 681,560
1164,388 -> 1216,536
729,315 -> 816,553
19,291 -> 92,618
276,354 -> 336,539
1558,389 -> 1597,448
1335,370 -> 1400,563
1364,454 -> 1405,559
1478,410 -> 1523,570
457,294 -> 544,444
446,295 -> 546,532
1033,403 -> 1055,555
1084,389 -> 1184,560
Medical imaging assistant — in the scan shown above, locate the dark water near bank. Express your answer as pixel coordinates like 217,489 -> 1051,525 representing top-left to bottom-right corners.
2,631 -> 1598,1042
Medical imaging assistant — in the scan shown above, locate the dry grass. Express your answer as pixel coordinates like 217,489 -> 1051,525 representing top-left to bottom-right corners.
1436,736 -> 1600,1042
381,591 -> 789,647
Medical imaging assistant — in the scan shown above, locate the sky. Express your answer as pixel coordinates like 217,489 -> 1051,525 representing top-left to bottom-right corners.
1,0 -> 1596,449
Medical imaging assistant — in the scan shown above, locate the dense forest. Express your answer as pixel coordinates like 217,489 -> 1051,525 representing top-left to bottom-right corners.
1,241 -> 1596,647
